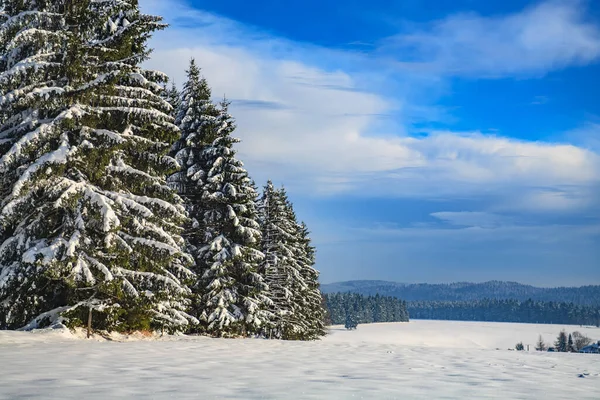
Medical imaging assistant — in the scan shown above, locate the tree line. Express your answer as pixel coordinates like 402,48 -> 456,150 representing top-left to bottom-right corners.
322,280 -> 600,306
323,292 -> 410,325
531,330 -> 597,353
0,1 -> 325,340
407,299 -> 600,326
324,293 -> 600,327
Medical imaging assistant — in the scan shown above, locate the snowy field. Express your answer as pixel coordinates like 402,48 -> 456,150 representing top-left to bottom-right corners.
1,320 -> 599,399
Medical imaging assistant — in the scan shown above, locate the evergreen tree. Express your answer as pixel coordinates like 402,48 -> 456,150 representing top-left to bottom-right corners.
535,335 -> 547,351
0,0 -> 195,331
515,342 -> 524,351
168,58 -> 217,198
406,298 -> 600,326
163,82 -> 180,119
321,294 -> 332,326
568,333 -> 575,352
555,330 -> 568,352
258,182 -> 304,339
321,281 -> 600,307
293,221 -> 327,339
345,312 -> 358,330
373,294 -> 385,322
192,99 -> 268,337
322,292 -> 409,325
257,182 -> 326,340
167,60 -> 219,271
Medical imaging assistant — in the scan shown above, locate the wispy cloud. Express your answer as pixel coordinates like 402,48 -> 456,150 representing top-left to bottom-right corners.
381,0 -> 600,78
139,0 -> 600,284
231,99 -> 292,111
355,219 -> 600,245
431,212 -> 512,228
562,122 -> 600,152
141,0 -> 600,214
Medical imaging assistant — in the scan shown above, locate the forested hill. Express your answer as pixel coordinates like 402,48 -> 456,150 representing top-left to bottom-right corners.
321,281 -> 600,306
407,300 -> 600,326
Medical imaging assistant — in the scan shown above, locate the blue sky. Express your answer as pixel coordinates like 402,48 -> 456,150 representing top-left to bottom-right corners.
141,0 -> 600,287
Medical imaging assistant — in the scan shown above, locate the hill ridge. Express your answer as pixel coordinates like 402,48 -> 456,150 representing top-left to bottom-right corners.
321,280 -> 600,306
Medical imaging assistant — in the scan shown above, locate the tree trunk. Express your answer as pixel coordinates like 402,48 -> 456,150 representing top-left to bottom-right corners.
87,307 -> 92,339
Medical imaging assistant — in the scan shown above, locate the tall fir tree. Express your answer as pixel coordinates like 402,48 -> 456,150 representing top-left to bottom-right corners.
168,59 -> 218,248
195,99 -> 270,337
169,65 -> 269,336
535,335 -> 547,351
0,0 -> 195,331
568,333 -> 574,352
555,330 -> 568,352
289,214 -> 326,339
258,183 -> 325,340
258,182 -> 304,339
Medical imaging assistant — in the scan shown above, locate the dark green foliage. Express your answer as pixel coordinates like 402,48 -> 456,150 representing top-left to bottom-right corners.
168,62 -> 268,337
169,58 -> 219,199
0,0 -> 194,331
324,292 -> 410,325
258,182 -> 326,340
164,82 -> 180,119
258,182 -> 304,339
322,280 -> 600,307
407,299 -> 600,326
515,342 -> 524,351
555,330 -> 568,352
193,100 -> 269,337
535,335 -> 547,351
568,333 -> 574,352
345,313 -> 358,330
321,294 -> 332,326
1,4 -> 327,339
295,222 -> 327,339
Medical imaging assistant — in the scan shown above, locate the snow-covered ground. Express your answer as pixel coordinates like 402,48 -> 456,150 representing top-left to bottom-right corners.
1,320 -> 598,399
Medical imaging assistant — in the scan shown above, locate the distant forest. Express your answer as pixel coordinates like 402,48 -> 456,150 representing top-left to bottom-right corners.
407,299 -> 600,326
321,280 -> 600,306
324,293 -> 409,325
323,293 -> 600,327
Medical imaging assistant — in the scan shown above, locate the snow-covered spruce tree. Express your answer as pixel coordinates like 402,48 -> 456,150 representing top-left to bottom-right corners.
258,184 -> 325,340
167,59 -> 218,331
0,0 -> 195,332
171,81 -> 269,336
198,100 -> 271,337
168,59 -> 218,251
293,221 -> 327,339
280,193 -> 326,339
258,182 -> 307,339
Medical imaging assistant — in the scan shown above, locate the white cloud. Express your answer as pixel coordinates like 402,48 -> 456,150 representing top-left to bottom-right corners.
382,0 -> 600,77
563,122 -> 600,152
355,220 -> 600,244
140,0 -> 600,212
490,188 -> 598,213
